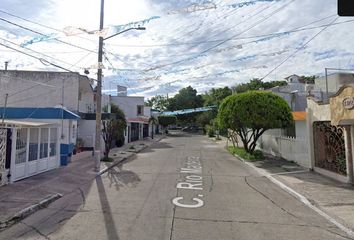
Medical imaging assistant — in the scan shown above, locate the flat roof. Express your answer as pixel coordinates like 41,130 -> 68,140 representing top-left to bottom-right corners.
0,119 -> 52,127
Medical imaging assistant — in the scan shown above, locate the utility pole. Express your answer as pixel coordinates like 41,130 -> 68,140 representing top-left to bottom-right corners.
95,0 -> 105,171
2,93 -> 8,124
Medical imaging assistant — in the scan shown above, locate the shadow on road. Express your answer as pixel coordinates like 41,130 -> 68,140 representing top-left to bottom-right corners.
106,165 -> 141,191
96,176 -> 121,240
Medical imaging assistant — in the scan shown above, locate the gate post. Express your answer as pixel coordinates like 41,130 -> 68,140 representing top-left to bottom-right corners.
344,126 -> 354,184
0,129 -> 6,186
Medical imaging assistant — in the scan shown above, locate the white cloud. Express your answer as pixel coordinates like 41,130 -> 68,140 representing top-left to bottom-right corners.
0,0 -> 353,98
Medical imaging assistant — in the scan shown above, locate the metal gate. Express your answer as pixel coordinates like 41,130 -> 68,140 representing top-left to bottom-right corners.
313,121 -> 346,175
0,128 -> 7,186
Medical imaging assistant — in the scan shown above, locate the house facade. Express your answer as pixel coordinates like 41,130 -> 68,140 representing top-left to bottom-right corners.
108,86 -> 152,143
306,77 -> 354,183
0,70 -> 93,184
0,108 -> 79,185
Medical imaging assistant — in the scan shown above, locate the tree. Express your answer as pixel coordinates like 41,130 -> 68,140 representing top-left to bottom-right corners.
217,91 -> 293,154
167,86 -> 204,111
232,78 -> 286,93
145,95 -> 169,111
202,87 -> 232,106
149,116 -> 158,138
300,75 -> 316,84
158,115 -> 177,132
101,104 -> 127,159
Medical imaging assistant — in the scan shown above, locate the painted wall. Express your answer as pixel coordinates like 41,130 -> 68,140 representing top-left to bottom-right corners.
0,71 -> 81,111
110,96 -> 144,119
315,73 -> 354,98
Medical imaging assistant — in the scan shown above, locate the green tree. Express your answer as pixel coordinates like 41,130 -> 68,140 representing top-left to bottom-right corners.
202,87 -> 232,106
158,115 -> 177,132
300,75 -> 316,84
167,86 -> 204,111
101,104 -> 127,159
217,91 -> 293,154
145,95 -> 169,111
232,78 -> 286,93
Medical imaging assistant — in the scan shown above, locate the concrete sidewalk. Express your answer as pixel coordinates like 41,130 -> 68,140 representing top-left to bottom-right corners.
0,135 -> 164,231
212,135 -> 354,237
236,152 -> 354,236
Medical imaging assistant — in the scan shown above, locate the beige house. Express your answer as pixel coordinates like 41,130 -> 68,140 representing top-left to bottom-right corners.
307,85 -> 354,183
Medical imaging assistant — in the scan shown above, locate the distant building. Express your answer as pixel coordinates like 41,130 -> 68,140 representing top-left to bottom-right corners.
108,86 -> 152,143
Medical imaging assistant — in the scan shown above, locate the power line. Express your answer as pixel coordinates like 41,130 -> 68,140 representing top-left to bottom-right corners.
0,37 -> 80,70
261,17 -> 339,80
0,41 -> 73,72
144,0 -> 296,71
0,16 -> 97,54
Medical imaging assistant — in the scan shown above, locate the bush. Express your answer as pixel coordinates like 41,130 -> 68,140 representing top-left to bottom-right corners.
228,146 -> 264,161
205,124 -> 215,137
101,157 -> 113,162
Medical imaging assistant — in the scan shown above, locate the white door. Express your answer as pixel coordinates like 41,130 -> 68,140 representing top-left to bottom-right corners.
38,128 -> 49,172
13,128 -> 28,181
27,128 -> 39,176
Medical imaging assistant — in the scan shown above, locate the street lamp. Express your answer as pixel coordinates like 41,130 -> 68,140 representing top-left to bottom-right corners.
95,0 -> 145,172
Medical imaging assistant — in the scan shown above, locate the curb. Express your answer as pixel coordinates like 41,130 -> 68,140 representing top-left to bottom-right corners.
98,144 -> 150,176
0,193 -> 62,231
234,154 -> 354,239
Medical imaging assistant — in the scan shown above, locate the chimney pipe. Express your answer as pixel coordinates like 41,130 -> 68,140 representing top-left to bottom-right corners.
4,61 -> 8,70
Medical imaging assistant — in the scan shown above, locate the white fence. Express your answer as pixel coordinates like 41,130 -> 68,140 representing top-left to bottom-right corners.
259,134 -> 310,168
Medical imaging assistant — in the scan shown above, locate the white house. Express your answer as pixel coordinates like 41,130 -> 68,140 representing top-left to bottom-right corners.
0,107 -> 79,185
0,70 -> 96,150
108,86 -> 152,143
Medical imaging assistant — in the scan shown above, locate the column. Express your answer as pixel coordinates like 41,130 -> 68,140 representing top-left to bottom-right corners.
344,125 -> 353,184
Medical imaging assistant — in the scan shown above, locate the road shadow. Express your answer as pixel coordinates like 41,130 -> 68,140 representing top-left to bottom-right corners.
96,176 -> 120,240
106,165 -> 141,191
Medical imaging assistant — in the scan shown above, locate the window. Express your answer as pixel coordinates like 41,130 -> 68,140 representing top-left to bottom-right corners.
137,105 -> 144,115
28,128 -> 39,161
40,128 -> 49,159
50,128 -> 57,157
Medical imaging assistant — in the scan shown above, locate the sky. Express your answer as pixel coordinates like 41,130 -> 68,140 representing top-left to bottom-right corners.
0,0 -> 353,98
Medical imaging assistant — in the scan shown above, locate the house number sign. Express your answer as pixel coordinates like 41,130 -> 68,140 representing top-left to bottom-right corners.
343,97 -> 354,109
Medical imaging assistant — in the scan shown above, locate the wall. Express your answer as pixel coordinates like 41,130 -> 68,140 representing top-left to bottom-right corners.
259,132 -> 310,168
77,120 -> 95,148
0,71 -> 81,112
315,73 -> 354,98
307,98 -> 331,121
110,96 -> 144,119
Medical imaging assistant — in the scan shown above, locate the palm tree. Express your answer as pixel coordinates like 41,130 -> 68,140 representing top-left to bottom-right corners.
149,116 -> 158,139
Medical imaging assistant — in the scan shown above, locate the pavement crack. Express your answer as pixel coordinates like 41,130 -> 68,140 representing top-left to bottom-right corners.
244,176 -> 299,219
21,222 -> 50,240
209,168 -> 214,192
78,187 -> 86,207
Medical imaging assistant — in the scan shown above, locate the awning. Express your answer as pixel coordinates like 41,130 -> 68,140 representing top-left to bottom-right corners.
292,111 -> 306,121
0,119 -> 52,127
127,117 -> 149,124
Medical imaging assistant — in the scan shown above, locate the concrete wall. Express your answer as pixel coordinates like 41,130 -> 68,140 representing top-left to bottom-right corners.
110,96 -> 144,119
0,71 -> 82,112
259,132 -> 310,168
315,73 -> 354,98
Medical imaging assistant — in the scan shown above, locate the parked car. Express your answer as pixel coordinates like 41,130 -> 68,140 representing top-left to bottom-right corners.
182,125 -> 200,132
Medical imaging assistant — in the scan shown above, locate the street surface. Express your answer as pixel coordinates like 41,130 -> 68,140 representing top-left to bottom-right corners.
0,133 -> 351,240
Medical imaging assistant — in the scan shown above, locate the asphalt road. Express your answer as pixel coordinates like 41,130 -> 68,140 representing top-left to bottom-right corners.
1,133 -> 352,240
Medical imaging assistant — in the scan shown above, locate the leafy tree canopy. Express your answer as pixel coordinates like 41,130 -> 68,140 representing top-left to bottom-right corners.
232,78 -> 286,94
217,91 -> 293,153
202,87 -> 232,106
145,95 -> 169,111
167,86 -> 204,111
158,115 -> 177,127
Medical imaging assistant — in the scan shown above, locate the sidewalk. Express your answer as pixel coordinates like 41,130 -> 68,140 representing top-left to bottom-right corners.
0,135 -> 164,230
212,135 -> 354,237
235,151 -> 354,237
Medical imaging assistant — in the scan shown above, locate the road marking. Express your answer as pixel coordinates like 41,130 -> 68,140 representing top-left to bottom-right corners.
172,156 -> 205,208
